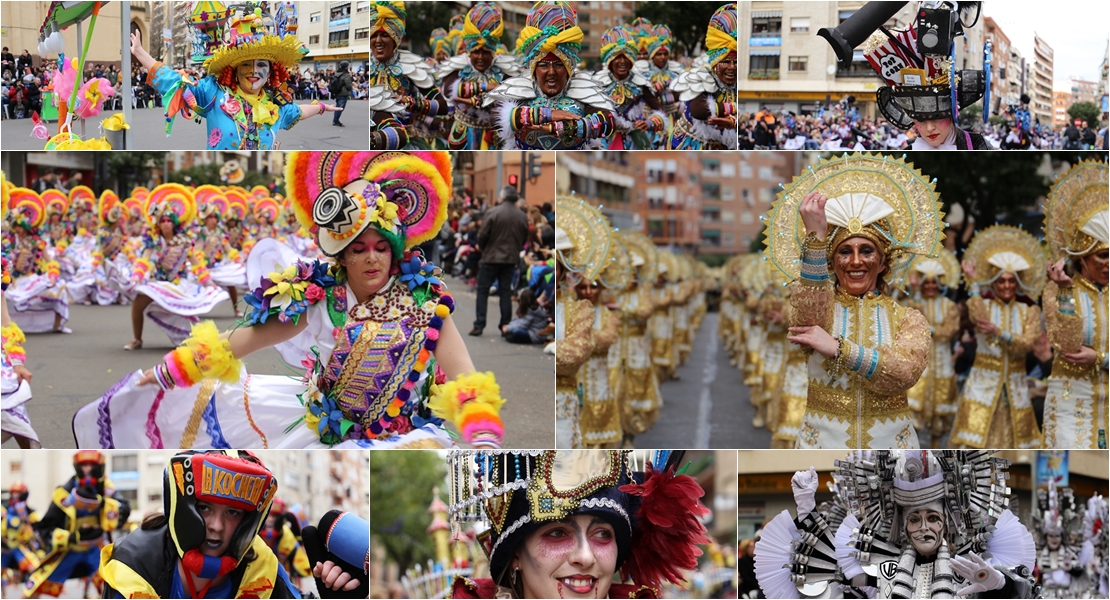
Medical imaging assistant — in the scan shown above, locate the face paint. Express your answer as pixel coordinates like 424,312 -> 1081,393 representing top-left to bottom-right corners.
905,508 -> 945,557
915,117 -> 953,147
236,59 -> 271,93
833,237 -> 886,296
513,515 -> 617,600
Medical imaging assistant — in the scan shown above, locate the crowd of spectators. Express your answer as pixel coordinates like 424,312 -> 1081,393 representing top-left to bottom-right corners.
739,104 -> 1108,151
2,46 -> 371,119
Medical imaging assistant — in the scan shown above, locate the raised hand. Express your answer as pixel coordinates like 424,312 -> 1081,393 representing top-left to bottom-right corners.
950,552 -> 1005,596
799,191 -> 829,240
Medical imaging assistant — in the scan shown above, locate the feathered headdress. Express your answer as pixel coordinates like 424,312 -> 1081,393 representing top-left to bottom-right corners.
144,183 -> 197,230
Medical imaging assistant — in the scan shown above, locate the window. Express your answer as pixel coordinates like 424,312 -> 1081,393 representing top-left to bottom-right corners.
759,166 -> 773,180
647,218 -> 664,237
310,12 -> 321,23
355,27 -> 369,40
721,163 -> 735,177
602,16 -> 610,25
788,56 -> 808,72
790,17 -> 810,33
721,210 -> 735,222
740,162 -> 752,178
309,35 -> 320,44
329,30 -> 350,48
749,53 -> 780,80
741,211 -> 754,225
702,182 -> 721,200
591,14 -> 599,24
112,454 -> 138,472
751,17 -> 781,37
117,489 -> 138,505
148,489 -> 163,505
356,1 -> 369,12
722,186 -> 735,201
330,5 -> 350,20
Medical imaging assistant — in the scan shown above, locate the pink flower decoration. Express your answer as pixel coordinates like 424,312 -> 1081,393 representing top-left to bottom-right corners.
388,416 -> 412,434
304,283 -> 325,304
221,97 -> 242,117
208,129 -> 222,147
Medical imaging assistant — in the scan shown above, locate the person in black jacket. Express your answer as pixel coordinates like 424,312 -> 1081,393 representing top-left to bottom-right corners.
330,62 -> 352,127
470,185 -> 529,336
98,451 -> 302,599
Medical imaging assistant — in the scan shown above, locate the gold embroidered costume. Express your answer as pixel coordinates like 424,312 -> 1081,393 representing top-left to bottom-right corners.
904,250 -> 961,445
764,154 -> 946,449
950,225 -> 1046,449
1041,160 -> 1109,449
610,231 -> 662,439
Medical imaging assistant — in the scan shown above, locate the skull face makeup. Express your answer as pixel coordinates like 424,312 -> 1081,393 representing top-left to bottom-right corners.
1045,531 -> 1062,551
905,508 -> 945,557
236,59 -> 271,93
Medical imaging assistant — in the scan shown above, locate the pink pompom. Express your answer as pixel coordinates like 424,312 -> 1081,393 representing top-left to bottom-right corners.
425,328 -> 439,341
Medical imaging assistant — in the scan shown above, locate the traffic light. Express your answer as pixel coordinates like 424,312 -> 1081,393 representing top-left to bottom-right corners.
508,174 -> 518,187
528,153 -> 543,179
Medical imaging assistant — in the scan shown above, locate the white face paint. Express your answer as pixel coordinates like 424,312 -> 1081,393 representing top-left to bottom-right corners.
236,59 -> 271,93
905,508 -> 945,557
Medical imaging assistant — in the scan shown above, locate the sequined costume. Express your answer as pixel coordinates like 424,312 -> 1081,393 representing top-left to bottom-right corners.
554,295 -> 594,449
485,1 -> 617,150
610,231 -> 662,439
951,225 -> 1046,449
438,3 -> 522,150
1040,160 -> 1109,449
906,295 -> 959,436
668,4 -> 737,150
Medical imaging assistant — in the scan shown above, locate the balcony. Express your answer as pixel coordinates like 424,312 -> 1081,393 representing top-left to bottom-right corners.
748,69 -> 780,80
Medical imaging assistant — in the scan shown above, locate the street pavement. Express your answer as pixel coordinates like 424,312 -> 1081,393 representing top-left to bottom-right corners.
634,312 -> 772,449
3,274 -> 554,450
0,99 -> 369,150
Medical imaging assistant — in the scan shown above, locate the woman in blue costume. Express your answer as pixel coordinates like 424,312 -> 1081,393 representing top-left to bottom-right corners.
75,151 -> 507,451
128,6 -> 340,151
633,24 -> 683,148
668,3 -> 737,150
486,1 -> 616,150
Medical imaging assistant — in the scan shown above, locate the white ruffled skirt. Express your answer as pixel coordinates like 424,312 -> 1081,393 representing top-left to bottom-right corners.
7,274 -> 69,332
73,367 -> 454,449
133,279 -> 229,345
1,354 -> 38,443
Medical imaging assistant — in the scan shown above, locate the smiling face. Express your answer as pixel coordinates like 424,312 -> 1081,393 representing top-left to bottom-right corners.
915,118 -> 953,147
196,501 -> 245,558
1080,249 -> 1109,286
714,51 -> 737,87
370,30 -> 396,62
236,59 -> 271,93
340,227 -> 393,302
651,48 -> 669,69
922,277 -> 940,298
833,237 -> 886,296
992,271 -> 1018,302
512,515 -> 618,600
535,58 -> 569,97
470,47 -> 493,72
609,55 -> 632,80
574,278 -> 602,305
905,508 -> 945,557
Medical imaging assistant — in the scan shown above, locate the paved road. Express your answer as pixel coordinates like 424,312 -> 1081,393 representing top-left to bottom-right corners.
634,312 -> 772,449
0,99 -> 369,150
3,274 -> 554,449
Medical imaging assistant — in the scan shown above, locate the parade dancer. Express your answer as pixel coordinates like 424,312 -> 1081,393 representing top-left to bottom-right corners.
99,451 -> 302,598
438,3 -> 522,151
130,6 -> 341,151
90,190 -> 135,306
446,450 -> 711,599
904,249 -> 962,448
771,291 -> 809,449
2,482 -> 41,592
593,25 -> 664,150
553,195 -> 613,448
668,4 -> 737,150
194,187 -> 247,318
649,254 -> 677,384
260,498 -> 312,591
1034,480 -> 1091,598
577,239 -> 628,449
366,1 -> 448,149
764,154 -> 947,449
755,450 -> 1038,599
25,451 -> 129,598
4,189 -> 68,334
858,20 -> 991,149
612,231 -> 662,447
2,273 -> 41,450
485,1 -> 616,150
123,183 -> 229,350
950,225 -> 1045,449
76,151 -> 505,450
1041,160 -> 1109,449
634,24 -> 682,148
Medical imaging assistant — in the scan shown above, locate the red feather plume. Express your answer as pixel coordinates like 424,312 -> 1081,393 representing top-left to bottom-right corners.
618,463 -> 712,590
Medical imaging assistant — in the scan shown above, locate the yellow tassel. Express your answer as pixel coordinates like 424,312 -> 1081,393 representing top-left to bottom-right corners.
181,321 -> 242,383
428,371 -> 505,425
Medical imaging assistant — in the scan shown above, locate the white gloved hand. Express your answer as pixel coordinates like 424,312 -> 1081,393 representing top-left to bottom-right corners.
791,467 -> 819,519
951,552 -> 1006,596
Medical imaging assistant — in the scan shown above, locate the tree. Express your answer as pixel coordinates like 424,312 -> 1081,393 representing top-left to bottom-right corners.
405,3 -> 468,56
98,151 -> 166,195
632,3 -> 725,59
899,151 -> 1053,252
369,450 -> 447,574
959,104 -> 982,129
1067,101 -> 1101,127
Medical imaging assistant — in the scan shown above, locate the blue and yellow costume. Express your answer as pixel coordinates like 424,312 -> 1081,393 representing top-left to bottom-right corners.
24,451 -> 128,598
2,483 -> 41,588
668,4 -> 737,150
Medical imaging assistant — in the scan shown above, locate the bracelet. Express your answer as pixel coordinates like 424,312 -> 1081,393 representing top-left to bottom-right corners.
147,61 -> 164,85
